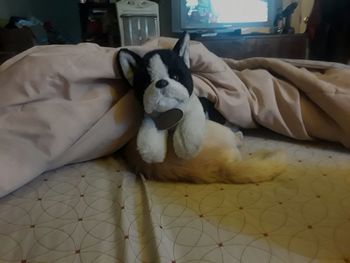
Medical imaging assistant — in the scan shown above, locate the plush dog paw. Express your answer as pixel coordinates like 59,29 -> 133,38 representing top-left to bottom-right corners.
137,118 -> 168,163
234,131 -> 244,147
173,95 -> 206,159
173,122 -> 204,159
173,129 -> 202,159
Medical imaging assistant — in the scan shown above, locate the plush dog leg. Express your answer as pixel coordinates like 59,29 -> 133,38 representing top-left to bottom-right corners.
234,131 -> 244,147
173,96 -> 206,159
137,117 -> 168,163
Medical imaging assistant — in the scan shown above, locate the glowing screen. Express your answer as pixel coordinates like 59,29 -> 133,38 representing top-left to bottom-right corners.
185,0 -> 269,26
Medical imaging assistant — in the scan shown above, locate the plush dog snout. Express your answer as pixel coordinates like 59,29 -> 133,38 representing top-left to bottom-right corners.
155,79 -> 169,89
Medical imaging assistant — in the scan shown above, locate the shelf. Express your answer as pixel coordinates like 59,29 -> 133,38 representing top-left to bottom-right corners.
79,2 -> 120,47
195,34 -> 307,60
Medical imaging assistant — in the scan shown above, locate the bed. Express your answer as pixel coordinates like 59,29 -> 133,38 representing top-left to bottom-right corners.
1,130 -> 349,263
1,38 -> 350,263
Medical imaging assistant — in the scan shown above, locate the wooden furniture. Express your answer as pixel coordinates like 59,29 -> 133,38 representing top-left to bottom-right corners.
79,2 -> 120,47
192,33 -> 308,60
307,0 -> 350,63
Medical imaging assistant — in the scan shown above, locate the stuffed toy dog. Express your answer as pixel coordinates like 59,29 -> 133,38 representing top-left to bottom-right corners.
118,33 -> 205,163
117,33 -> 286,184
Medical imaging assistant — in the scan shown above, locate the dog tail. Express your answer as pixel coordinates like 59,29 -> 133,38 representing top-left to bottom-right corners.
219,150 -> 287,184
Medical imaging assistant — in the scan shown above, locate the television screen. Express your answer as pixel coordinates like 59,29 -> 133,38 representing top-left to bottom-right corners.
186,0 -> 268,25
172,0 -> 275,32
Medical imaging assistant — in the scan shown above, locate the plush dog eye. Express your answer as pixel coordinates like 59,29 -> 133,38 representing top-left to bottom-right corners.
170,74 -> 179,81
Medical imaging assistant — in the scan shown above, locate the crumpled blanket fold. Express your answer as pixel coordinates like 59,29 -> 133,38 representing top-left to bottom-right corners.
0,38 -> 349,196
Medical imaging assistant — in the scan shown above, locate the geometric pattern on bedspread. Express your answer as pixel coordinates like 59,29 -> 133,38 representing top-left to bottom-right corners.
0,133 -> 349,263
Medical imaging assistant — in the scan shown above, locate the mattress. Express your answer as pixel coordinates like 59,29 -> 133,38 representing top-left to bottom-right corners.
0,131 -> 350,263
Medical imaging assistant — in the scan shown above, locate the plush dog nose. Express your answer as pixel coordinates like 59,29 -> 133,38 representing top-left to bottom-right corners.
155,79 -> 169,89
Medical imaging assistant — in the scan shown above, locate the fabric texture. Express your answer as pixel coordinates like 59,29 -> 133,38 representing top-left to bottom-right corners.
146,37 -> 350,148
1,38 -> 350,196
0,44 -> 142,197
0,133 -> 349,262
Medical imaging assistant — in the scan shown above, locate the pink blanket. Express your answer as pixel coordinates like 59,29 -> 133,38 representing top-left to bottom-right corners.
1,38 -> 350,196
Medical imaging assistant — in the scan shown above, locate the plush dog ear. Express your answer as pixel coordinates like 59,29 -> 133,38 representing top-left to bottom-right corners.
117,48 -> 142,87
173,32 -> 190,68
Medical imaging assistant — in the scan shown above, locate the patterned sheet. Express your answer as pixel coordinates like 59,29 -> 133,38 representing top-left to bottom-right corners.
1,131 -> 350,263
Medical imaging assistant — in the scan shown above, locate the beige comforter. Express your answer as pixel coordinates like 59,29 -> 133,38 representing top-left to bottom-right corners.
147,37 -> 350,147
0,38 -> 349,196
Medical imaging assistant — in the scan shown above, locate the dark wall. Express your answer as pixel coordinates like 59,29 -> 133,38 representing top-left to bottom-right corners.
0,0 -> 33,18
31,0 -> 81,43
0,0 -> 81,43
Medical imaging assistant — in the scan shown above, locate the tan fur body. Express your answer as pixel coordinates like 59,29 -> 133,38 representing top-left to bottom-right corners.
124,121 -> 287,184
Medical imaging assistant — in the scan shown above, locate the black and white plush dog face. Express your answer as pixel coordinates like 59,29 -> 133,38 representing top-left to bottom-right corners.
117,33 -> 193,114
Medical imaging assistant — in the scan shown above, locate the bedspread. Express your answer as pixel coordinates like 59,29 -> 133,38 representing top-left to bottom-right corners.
1,38 -> 350,197
0,133 -> 349,262
144,37 -> 350,148
0,44 -> 142,197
